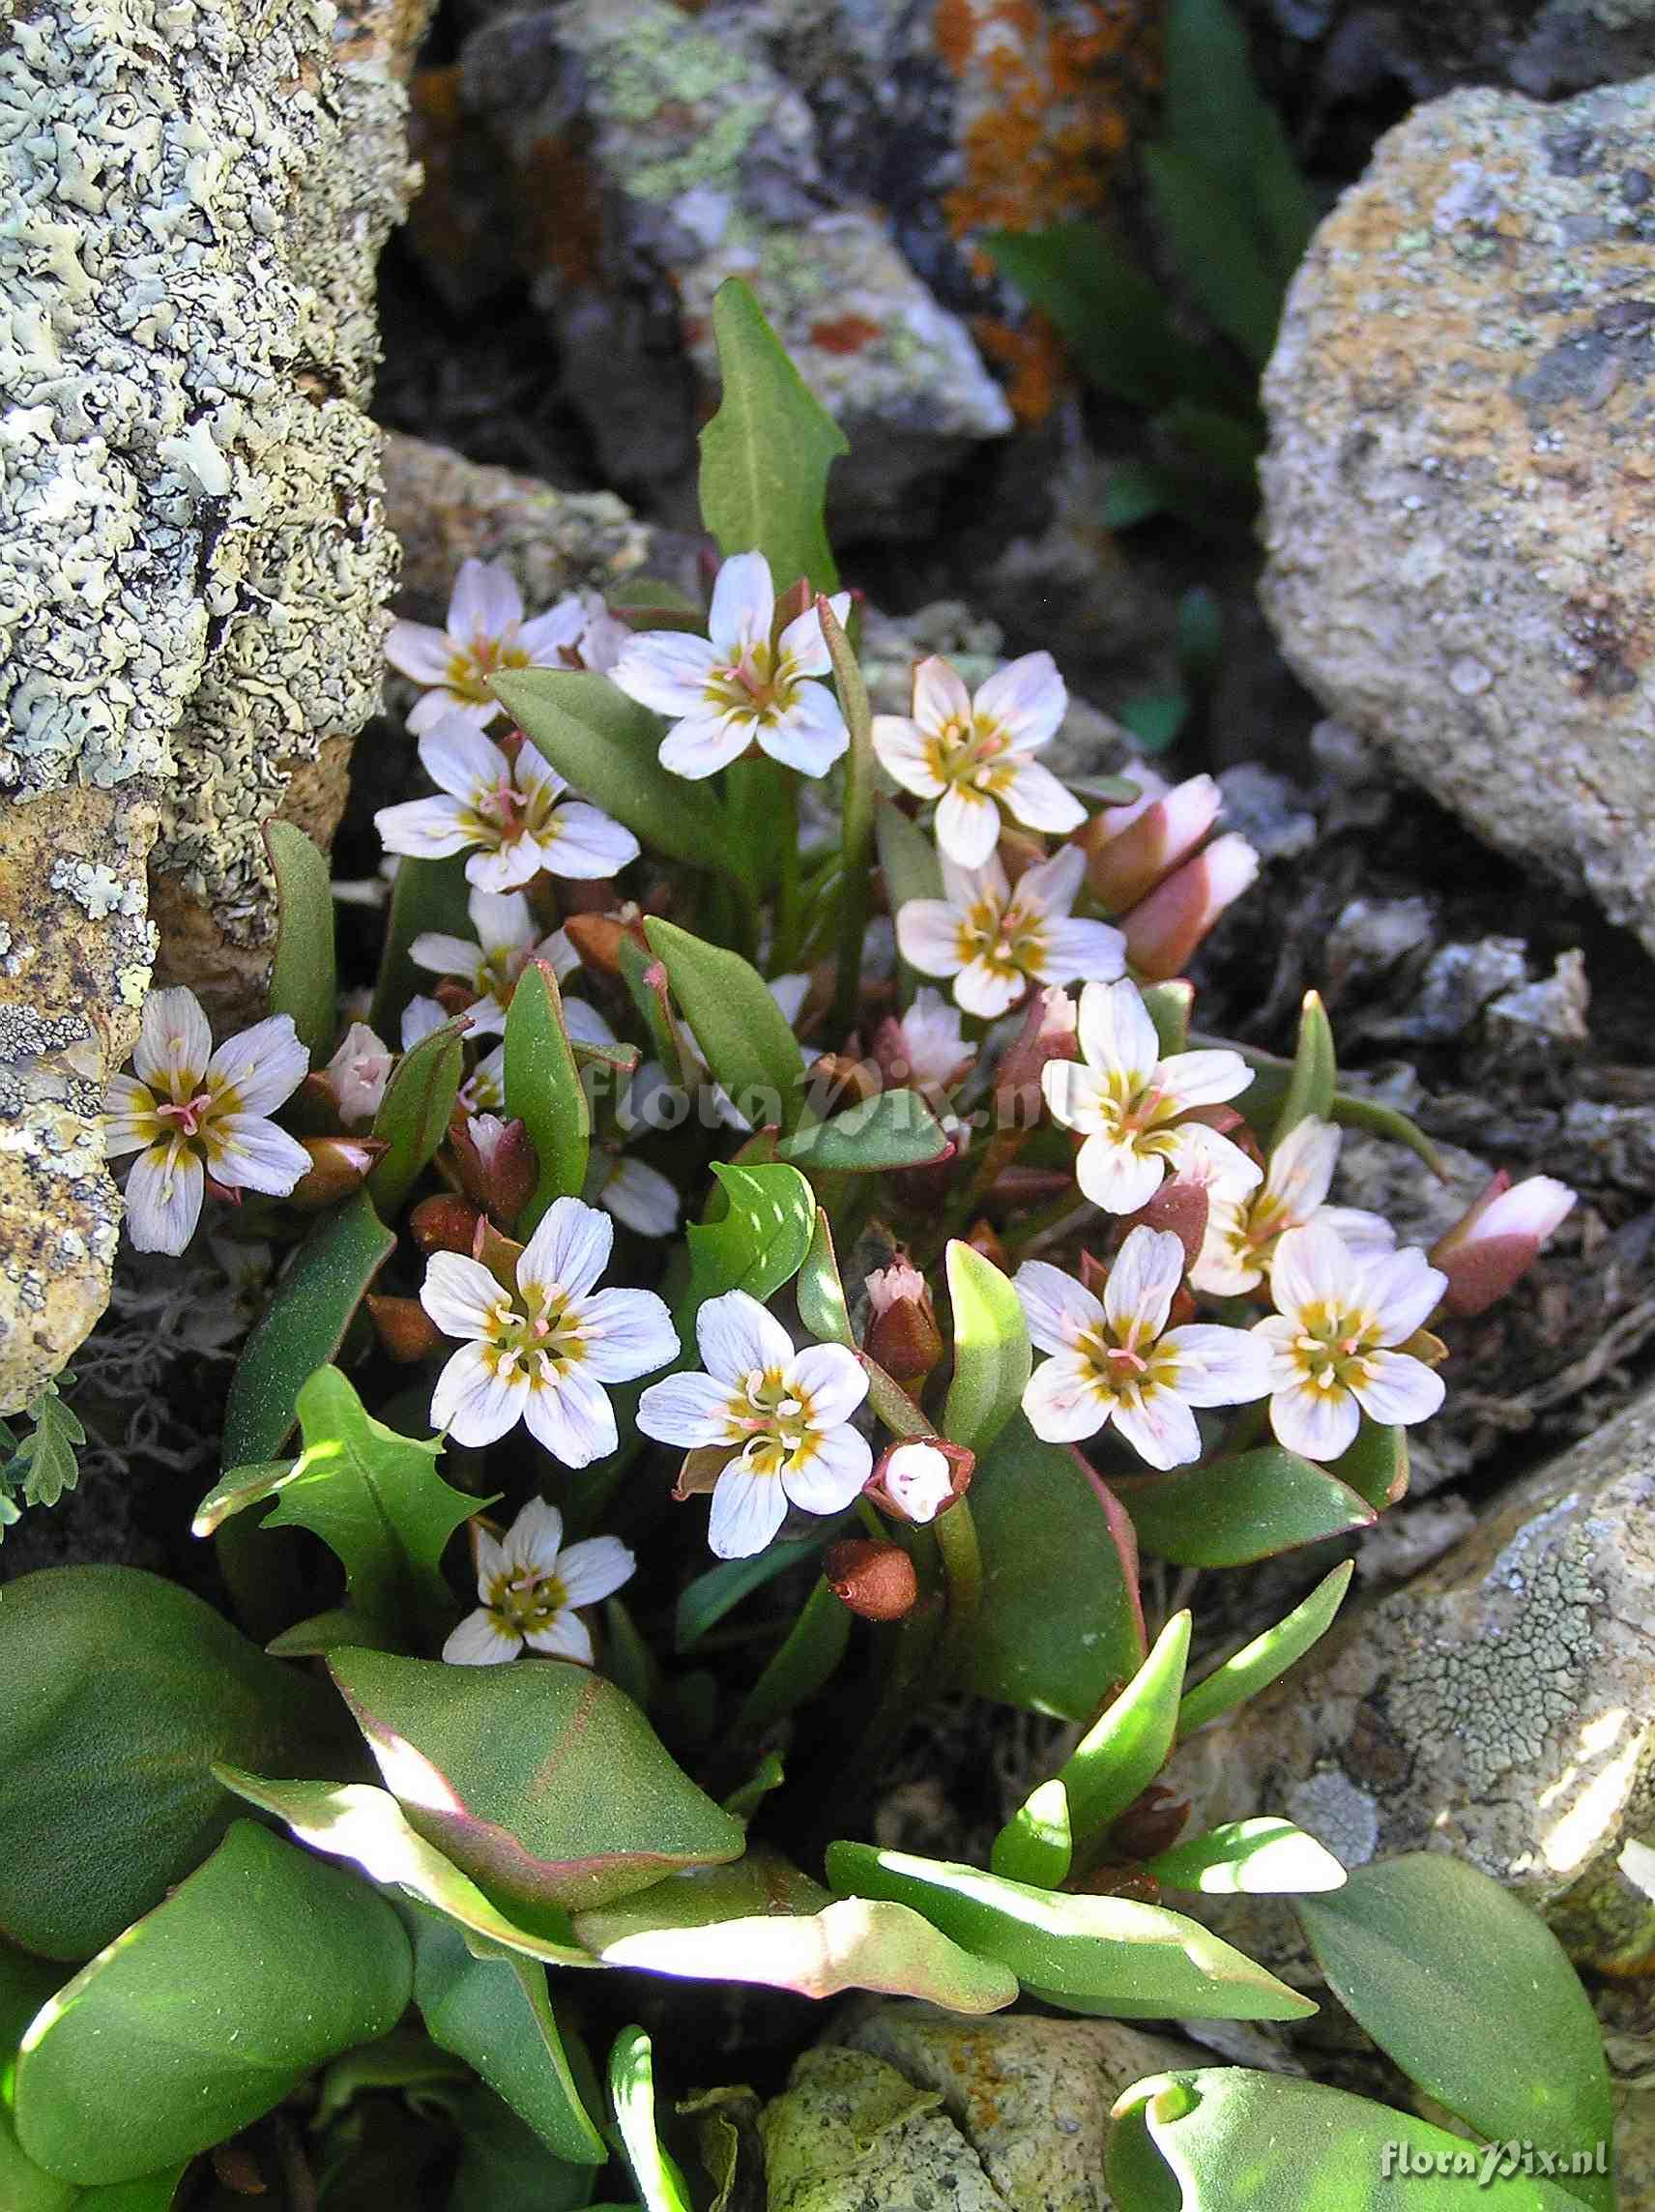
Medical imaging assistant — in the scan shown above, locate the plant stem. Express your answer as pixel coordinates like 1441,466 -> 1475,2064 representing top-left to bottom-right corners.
820,597 -> 876,1034
932,1497 -> 983,1684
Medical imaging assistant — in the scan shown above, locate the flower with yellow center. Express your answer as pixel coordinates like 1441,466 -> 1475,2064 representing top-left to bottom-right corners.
609,550 -> 853,780
1191,1115 -> 1396,1296
637,1289 -> 872,1557
420,1197 -> 677,1466
1253,1221 -> 1446,1462
895,845 -> 1125,1019
872,652 -> 1086,867
387,558 -> 615,735
104,987 -> 310,1254
1042,977 -> 1263,1213
1014,1228 -> 1271,1468
443,1498 -> 634,1666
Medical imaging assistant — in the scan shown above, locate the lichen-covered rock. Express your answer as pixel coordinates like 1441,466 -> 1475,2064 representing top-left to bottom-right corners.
1163,1384 -> 1655,1976
1260,76 -> 1655,952
0,0 -> 424,1405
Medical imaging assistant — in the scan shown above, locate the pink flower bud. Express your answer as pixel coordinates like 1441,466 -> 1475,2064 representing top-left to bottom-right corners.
1121,832 -> 1260,981
449,1110 -> 539,1225
865,1436 -> 974,1525
994,984 -> 1078,1127
1082,773 -> 1222,915
1431,1173 -> 1577,1317
1123,1175 -> 1210,1273
323,1023 -> 394,1129
863,1259 -> 944,1389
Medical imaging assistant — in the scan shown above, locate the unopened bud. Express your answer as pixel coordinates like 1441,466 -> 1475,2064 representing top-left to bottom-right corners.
1123,1176 -> 1210,1273
1082,774 -> 1221,915
410,1193 -> 483,1256
866,1437 -> 973,1525
1121,833 -> 1260,982
563,908 -> 648,975
434,978 -> 479,1018
1070,1863 -> 1163,1903
1108,1781 -> 1190,1861
994,985 -> 1077,1129
450,1110 -> 539,1224
366,1294 -> 446,1363
324,1022 -> 394,1129
287,1135 -> 386,1210
863,1260 -> 944,1390
964,1220 -> 1008,1271
811,1052 -> 883,1107
824,1538 -> 918,1620
1431,1173 -> 1577,1317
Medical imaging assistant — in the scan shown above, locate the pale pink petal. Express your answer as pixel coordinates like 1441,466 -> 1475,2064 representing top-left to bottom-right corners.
523,1366 -> 618,1468
1002,757 -> 1087,835
564,997 -> 619,1048
871,715 -> 943,799
468,889 -> 537,953
525,1612 -> 595,1664
472,1528 -> 507,1599
1077,978 -> 1160,1089
1160,1324 -> 1273,1407
895,899 -> 966,979
953,957 -> 1027,1020
1075,1131 -> 1166,1214
1041,1057 -> 1111,1135
788,1342 -> 869,1427
409,690 -> 495,738
419,716 -> 510,803
974,650 -> 1066,748
209,1114 -> 311,1197
1269,1379 -> 1361,1463
1023,1354 -> 1109,1442
541,801 -> 642,877
1268,1220 -> 1351,1323
1264,1117 -> 1340,1220
611,633 -> 723,718
659,713 -> 752,780
696,1288 -> 795,1384
516,599 -> 589,658
1112,1387 -> 1203,1470
1476,1175 -> 1577,1244
758,683 -> 849,777
911,655 -> 973,737
103,1076 -> 158,1157
1156,1047 -> 1256,1113
1251,1313 -> 1302,1389
386,620 -> 457,685
401,996 -> 449,1048
124,1141 -> 204,1254
1040,917 -> 1129,987
600,1157 -> 681,1237
577,1286 -> 679,1382
1351,1349 -> 1445,1427
411,931 -> 486,983
466,839 -> 541,893
708,550 -> 774,655
776,601 -> 832,678
134,987 -> 212,1089
556,1533 -> 635,1607
1164,1122 -> 1263,1197
1318,1206 -> 1397,1258
519,1194 -> 613,1299
1361,1245 -> 1448,1345
781,1425 -> 873,1514
375,795 -> 475,859
1010,841 -> 1087,919
421,1252 -> 505,1341
205,1015 -> 307,1113
444,1609 -> 521,1666
1102,1224 -> 1184,1340
935,784 -> 1002,869
708,1465 -> 789,1558
941,850 -> 1006,916
1012,1260 -> 1104,1353
636,1372 -> 734,1446
432,1346 -> 525,1446
504,1498 -> 564,1574
512,746 -> 570,808
449,556 -> 522,642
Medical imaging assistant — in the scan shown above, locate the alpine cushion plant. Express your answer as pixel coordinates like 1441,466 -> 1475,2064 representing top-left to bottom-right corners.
45,278 -> 1594,2205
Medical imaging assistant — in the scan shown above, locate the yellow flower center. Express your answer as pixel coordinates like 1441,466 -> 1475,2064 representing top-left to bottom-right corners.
956,891 -> 1048,982
483,1285 -> 587,1391
704,640 -> 804,730
721,1364 -> 820,1479
925,715 -> 1015,796
1076,1321 -> 1179,1407
1290,1300 -> 1381,1393
448,633 -> 532,705
485,1562 -> 567,1638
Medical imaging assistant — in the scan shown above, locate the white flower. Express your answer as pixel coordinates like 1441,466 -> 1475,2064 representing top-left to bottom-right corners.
1254,1221 -> 1446,1463
879,1441 -> 955,1524
876,987 -> 973,1095
376,717 -> 640,890
411,888 -> 582,1036
609,549 -> 853,781
104,988 -> 310,1255
1015,1228 -> 1270,1468
1042,978 -> 1262,1214
401,996 -> 449,1049
1190,1117 -> 1395,1297
420,1196 -> 677,1465
873,653 -> 1085,868
324,1022 -> 394,1128
594,1153 -> 682,1237
388,559 -> 605,736
443,1497 -> 633,1667
637,1289 -> 873,1557
895,845 -> 1125,1020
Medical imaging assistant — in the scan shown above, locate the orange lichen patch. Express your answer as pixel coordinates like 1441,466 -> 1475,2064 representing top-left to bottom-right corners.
517,133 -> 604,288
973,307 -> 1069,422
811,312 -> 885,356
936,0 -> 1156,240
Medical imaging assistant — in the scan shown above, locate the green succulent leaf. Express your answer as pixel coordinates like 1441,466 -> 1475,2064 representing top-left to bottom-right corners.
447,2087 -> 602,2212
988,1777 -> 1073,1889
822,595 -> 877,1032
675,1540 -> 818,1652
370,851 -> 473,1041
1270,989 -> 1337,1146
493,670 -> 727,877
195,1366 -> 479,1645
697,277 -> 847,597
826,1845 -> 1315,2022
411,1913 -> 605,2164
505,958 -> 591,1230
1328,1419 -> 1409,1510
331,1648 -> 746,1915
1298,1856 -> 1614,2212
943,1238 -> 1032,1459
1176,1561 -> 1352,1738
1160,0 -> 1317,286
1051,1609 -> 1191,1870
608,2028 -> 694,2212
645,917 -> 809,1134
368,1016 -> 468,1219
875,800 -> 944,1001
683,1161 -> 816,1311
222,1190 -> 396,1466
1117,1445 -> 1375,1566
967,1415 -> 1145,1720
775,1089 -> 950,1174
735,1577 -> 851,1735
796,1207 -> 854,1347
13,1823 -> 410,2187
1140,981 -> 1194,1058
0,1567 -> 347,1961
1150,1819 -> 1347,1896
264,819 -> 338,1061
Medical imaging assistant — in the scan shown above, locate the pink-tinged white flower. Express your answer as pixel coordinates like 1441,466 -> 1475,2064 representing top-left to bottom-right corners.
401,996 -> 448,1049
1121,833 -> 1261,981
1254,1221 -> 1446,1462
876,1441 -> 956,1524
459,1041 -> 507,1115
1014,1228 -> 1270,1468
1083,771 -> 1218,913
592,1153 -> 681,1237
1043,978 -> 1262,1213
1191,1117 -> 1395,1298
1430,1172 -> 1577,1318
420,1196 -> 677,1465
324,1022 -> 394,1129
872,987 -> 974,1098
637,1289 -> 873,1557
896,845 -> 1125,1020
411,888 -> 581,1036
872,653 -> 1085,868
104,988 -> 310,1255
609,549 -> 853,781
388,559 -> 609,736
443,1497 -> 633,1667
375,717 -> 640,890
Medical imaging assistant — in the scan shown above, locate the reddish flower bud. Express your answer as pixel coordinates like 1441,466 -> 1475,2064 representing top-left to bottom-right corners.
365,1294 -> 446,1364
810,1052 -> 884,1107
865,1436 -> 974,1525
1069,1863 -> 1163,1903
1081,773 -> 1221,915
863,1259 -> 944,1390
1430,1173 -> 1577,1318
286,1135 -> 386,1211
964,1220 -> 1008,1271
563,908 -> 649,975
1123,1175 -> 1209,1274
410,1193 -> 483,1256
449,1111 -> 539,1225
994,984 -> 1077,1130
434,978 -> 479,1018
1108,1780 -> 1190,1861
824,1538 -> 918,1620
1121,833 -> 1260,982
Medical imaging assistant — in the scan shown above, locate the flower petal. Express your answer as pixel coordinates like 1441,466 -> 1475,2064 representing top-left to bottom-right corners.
788,1342 -> 868,1427
1268,1221 -> 1351,1324
659,713 -> 752,780
781,1424 -> 873,1514
523,1367 -> 618,1468
433,1346 -> 525,1446
759,683 -> 849,777
912,655 -> 973,735
708,1465 -> 789,1558
385,621 -> 457,685
208,1113 -> 311,1197
1155,1047 -> 1255,1112
103,1075 -> 159,1156
708,550 -> 774,655
1160,1323 -> 1273,1408
600,1157 -> 681,1237
576,1286 -> 679,1382
1040,917 -> 1128,987
519,1194 -> 613,1299
375,795 -> 475,859
870,715 -> 943,798
1112,1387 -> 1203,1470
935,784 -> 1002,869
696,1288 -> 795,1384
953,956 -> 1026,1020
124,1141 -> 204,1254
1165,1122 -> 1263,1198
895,899 -> 966,979
1023,1354 -> 1109,1442
611,633 -> 723,718
1102,1225 -> 1184,1340
411,931 -> 486,983
467,840 -> 541,893
420,715 -> 510,803
516,598 -> 589,659
525,1612 -> 595,1664
208,1014 -> 309,1115
556,1533 -> 636,1607
636,1372 -> 734,1447
1002,757 -> 1087,835
503,1498 -> 564,1573
1264,1116 -> 1340,1221
1352,1349 -> 1445,1427
1074,1130 -> 1166,1215
1077,978 -> 1160,1089
1010,841 -> 1087,919
1361,1245 -> 1448,1345
542,801 -> 643,878
449,556 -> 523,643
974,650 -> 1066,748
134,987 -> 212,1089
443,1609 -> 521,1666
1269,1379 -> 1361,1463
776,601 -> 832,678
421,1252 -> 504,1340
1012,1260 -> 1104,1353
409,691 -> 495,738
